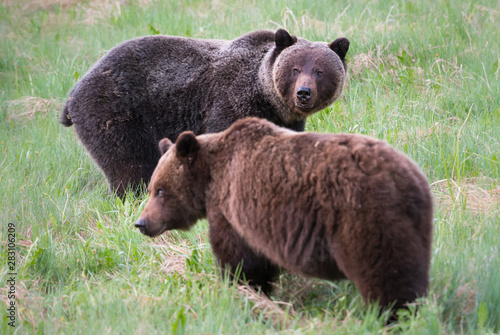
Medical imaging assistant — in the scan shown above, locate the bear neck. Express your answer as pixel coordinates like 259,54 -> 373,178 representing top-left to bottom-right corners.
258,49 -> 303,125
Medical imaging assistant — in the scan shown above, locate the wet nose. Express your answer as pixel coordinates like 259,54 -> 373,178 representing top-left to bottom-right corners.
135,217 -> 147,234
296,87 -> 312,101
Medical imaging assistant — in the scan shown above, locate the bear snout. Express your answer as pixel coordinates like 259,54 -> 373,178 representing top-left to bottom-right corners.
296,86 -> 312,102
134,216 -> 168,237
135,217 -> 147,234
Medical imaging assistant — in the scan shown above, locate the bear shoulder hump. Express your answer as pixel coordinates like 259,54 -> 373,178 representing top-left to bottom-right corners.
230,30 -> 276,49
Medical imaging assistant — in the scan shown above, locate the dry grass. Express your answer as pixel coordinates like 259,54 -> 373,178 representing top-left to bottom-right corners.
431,177 -> 500,214
428,56 -> 476,91
455,281 -> 477,317
156,239 -> 190,276
269,7 -> 348,40
349,46 -> 425,82
237,285 -> 297,329
151,231 -> 209,276
2,0 -> 154,27
6,96 -> 62,122
0,279 -> 45,328
158,256 -> 186,275
392,121 -> 456,147
2,0 -> 81,12
350,48 -> 396,77
78,0 -> 126,26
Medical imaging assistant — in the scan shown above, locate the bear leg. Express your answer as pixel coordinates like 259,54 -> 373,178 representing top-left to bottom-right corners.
351,266 -> 428,312
73,122 -> 160,197
106,160 -> 157,197
332,221 -> 430,315
208,209 -> 279,295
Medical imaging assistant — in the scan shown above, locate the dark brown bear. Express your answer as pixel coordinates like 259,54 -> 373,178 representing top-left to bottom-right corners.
135,117 -> 434,313
61,29 -> 349,196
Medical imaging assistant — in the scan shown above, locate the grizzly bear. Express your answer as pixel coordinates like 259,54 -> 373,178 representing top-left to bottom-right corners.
61,29 -> 350,196
135,117 -> 434,313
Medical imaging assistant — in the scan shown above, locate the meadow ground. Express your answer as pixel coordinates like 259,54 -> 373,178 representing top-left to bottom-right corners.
0,0 -> 499,333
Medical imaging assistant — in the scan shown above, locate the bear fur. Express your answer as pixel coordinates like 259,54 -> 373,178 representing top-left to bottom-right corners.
61,29 -> 349,196
135,117 -> 434,312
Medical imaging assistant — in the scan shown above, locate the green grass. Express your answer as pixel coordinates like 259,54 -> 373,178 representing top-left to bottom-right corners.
1,0 -> 499,333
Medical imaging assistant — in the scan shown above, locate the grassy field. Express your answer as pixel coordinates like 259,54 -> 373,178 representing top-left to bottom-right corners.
1,0 -> 499,333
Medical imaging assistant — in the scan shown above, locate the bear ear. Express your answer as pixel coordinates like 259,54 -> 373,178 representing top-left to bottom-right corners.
175,131 -> 200,163
159,138 -> 174,155
275,29 -> 297,49
329,37 -> 350,60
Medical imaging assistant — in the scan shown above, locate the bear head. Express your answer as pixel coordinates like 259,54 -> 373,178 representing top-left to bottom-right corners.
135,132 -> 209,237
265,29 -> 349,121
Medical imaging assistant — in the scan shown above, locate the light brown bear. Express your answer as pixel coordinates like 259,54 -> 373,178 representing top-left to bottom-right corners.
135,117 -> 433,312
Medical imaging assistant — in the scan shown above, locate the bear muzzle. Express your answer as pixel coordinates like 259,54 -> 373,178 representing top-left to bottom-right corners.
134,217 -> 147,234
294,86 -> 316,112
135,217 -> 169,237
296,86 -> 312,103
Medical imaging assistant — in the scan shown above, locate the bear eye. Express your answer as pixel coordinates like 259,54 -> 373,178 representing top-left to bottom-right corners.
292,68 -> 300,76
315,70 -> 323,77
156,188 -> 164,198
